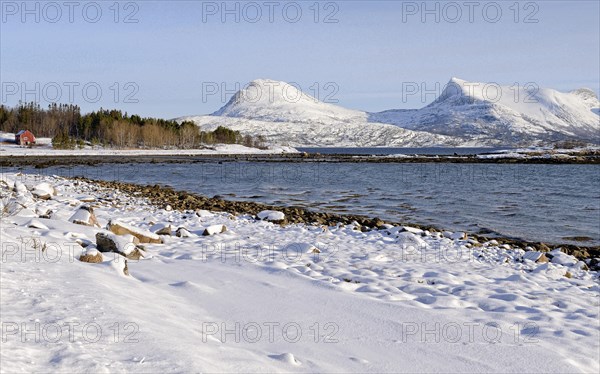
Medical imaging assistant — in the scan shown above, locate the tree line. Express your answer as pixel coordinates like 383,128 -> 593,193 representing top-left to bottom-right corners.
0,102 -> 266,149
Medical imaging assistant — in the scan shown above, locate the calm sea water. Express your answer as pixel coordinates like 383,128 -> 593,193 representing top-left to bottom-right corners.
5,161 -> 599,246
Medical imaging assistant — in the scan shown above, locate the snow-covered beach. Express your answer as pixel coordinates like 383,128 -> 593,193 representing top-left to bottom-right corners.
1,172 -> 599,373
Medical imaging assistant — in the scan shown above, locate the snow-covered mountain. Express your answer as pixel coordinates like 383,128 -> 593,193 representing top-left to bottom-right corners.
181,79 -> 462,147
370,78 -> 600,145
178,78 -> 600,147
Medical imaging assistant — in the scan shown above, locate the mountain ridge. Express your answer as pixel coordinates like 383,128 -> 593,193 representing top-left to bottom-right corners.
177,78 -> 600,147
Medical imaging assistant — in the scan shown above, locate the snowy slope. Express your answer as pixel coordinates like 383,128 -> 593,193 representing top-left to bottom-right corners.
179,78 -> 599,147
180,115 -> 462,147
2,173 -> 599,372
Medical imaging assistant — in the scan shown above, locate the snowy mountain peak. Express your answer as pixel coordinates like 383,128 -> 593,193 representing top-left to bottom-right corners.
211,78 -> 365,123
433,77 -> 482,105
570,87 -> 598,99
570,88 -> 600,108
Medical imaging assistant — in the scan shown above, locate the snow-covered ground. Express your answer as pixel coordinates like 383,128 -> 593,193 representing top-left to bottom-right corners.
1,173 -> 599,373
0,132 -> 297,156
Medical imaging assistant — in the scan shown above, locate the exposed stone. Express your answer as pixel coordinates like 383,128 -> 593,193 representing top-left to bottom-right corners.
79,249 -> 103,263
524,251 -> 549,263
125,247 -> 146,260
151,223 -> 173,236
96,232 -> 145,260
32,182 -> 55,200
202,225 -> 227,236
69,205 -> 100,227
176,227 -> 193,238
538,243 -> 551,252
108,220 -> 162,244
96,232 -> 120,253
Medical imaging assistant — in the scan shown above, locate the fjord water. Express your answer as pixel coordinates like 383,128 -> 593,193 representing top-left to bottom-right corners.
11,162 -> 599,246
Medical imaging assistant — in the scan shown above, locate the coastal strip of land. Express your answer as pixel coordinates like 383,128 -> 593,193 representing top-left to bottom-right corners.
1,148 -> 600,168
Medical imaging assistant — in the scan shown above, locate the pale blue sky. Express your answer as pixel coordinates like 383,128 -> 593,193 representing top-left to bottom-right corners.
1,0 -> 598,118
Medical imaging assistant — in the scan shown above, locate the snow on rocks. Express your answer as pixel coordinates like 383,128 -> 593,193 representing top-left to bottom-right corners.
108,219 -> 163,244
35,206 -> 52,219
151,223 -> 173,236
202,224 -> 227,236
13,180 -> 28,194
257,210 -> 285,223
95,232 -> 144,259
401,226 -> 423,235
69,205 -> 100,227
549,249 -> 579,266
196,209 -> 213,217
396,231 -> 427,249
523,251 -> 550,263
31,182 -> 55,200
79,248 -> 103,263
443,231 -> 467,240
176,227 -> 194,238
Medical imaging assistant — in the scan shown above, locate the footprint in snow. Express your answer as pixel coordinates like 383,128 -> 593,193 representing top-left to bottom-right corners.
269,353 -> 301,366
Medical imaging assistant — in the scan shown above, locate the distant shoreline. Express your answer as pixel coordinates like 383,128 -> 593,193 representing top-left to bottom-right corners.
1,152 -> 599,167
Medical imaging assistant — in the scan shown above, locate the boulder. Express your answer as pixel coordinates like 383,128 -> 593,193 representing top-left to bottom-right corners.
176,227 -> 193,238
443,231 -> 466,240
36,207 -> 53,219
151,223 -> 173,236
370,218 -> 385,228
549,250 -> 578,266
108,220 -> 162,244
523,251 -> 549,263
13,181 -> 28,194
124,246 -> 146,260
79,249 -> 103,263
257,210 -> 286,223
70,205 -> 100,227
196,209 -> 213,218
96,232 -> 145,260
31,182 -> 55,200
202,224 -> 227,236
402,226 -> 424,234
96,232 -> 121,253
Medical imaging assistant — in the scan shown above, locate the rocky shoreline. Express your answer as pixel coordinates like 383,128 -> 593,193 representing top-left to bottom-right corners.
1,150 -> 600,168
73,176 -> 600,263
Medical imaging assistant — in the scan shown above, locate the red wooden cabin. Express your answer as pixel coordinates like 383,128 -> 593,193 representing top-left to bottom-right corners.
15,130 -> 36,145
